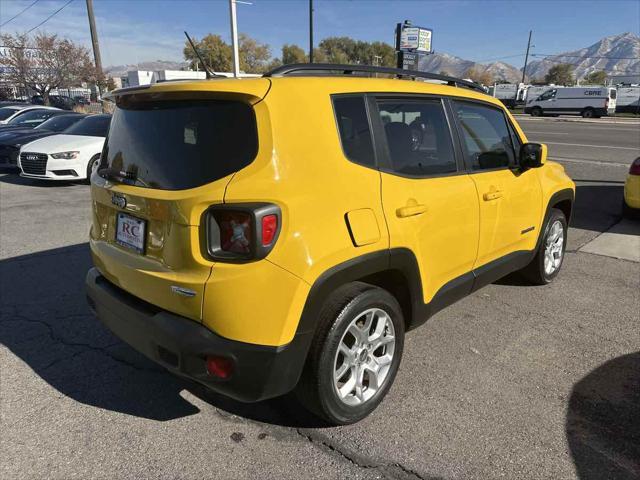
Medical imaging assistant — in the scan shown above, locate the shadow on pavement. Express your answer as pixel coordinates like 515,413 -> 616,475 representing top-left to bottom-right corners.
0,243 -> 323,426
566,352 -> 640,479
572,183 -> 624,233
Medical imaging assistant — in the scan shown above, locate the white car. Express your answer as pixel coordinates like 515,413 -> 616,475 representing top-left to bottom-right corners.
18,114 -> 111,181
0,105 -> 60,124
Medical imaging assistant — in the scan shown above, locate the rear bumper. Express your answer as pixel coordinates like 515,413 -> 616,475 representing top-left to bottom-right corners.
85,267 -> 312,402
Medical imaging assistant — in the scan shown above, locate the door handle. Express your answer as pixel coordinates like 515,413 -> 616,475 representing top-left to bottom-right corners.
396,204 -> 428,218
483,190 -> 503,201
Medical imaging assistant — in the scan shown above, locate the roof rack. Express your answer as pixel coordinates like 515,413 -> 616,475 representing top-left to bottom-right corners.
263,63 -> 486,93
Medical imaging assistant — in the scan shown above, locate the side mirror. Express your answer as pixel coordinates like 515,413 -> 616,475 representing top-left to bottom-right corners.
520,143 -> 546,169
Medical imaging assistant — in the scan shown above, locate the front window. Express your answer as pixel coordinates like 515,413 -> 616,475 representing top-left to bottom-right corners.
100,99 -> 258,190
65,115 -> 111,137
36,114 -> 85,132
453,101 -> 516,170
538,89 -> 556,101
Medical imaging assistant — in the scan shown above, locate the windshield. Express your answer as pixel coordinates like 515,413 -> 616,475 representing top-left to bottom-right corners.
0,107 -> 20,121
35,114 -> 85,132
8,109 -> 57,127
100,99 -> 258,190
65,115 -> 111,137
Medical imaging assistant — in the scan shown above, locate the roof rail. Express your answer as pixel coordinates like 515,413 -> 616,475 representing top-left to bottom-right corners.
263,63 -> 486,93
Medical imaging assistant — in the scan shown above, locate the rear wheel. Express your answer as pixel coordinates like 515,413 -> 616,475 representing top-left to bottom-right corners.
521,208 -> 567,285
582,108 -> 595,118
531,107 -> 543,117
296,282 -> 404,425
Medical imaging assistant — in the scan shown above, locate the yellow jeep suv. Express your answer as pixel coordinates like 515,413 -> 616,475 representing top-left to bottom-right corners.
86,64 -> 575,424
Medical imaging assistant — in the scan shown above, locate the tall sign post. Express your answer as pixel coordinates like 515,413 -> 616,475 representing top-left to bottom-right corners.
395,20 -> 433,71
229,0 -> 240,77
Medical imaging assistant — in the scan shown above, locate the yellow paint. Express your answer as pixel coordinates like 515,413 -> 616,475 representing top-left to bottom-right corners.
624,172 -> 640,209
90,76 -> 574,347
346,209 -> 381,246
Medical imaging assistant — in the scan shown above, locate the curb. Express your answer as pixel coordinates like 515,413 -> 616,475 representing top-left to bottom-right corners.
512,114 -> 640,125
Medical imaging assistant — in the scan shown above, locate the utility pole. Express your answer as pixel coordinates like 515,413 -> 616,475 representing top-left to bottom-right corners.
309,0 -> 314,63
229,0 -> 240,77
85,0 -> 103,98
521,30 -> 532,85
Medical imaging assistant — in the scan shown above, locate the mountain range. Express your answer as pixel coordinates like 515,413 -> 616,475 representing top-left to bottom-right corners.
525,32 -> 639,80
104,32 -> 639,83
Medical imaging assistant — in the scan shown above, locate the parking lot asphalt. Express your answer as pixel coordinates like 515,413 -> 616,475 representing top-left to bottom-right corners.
1,118 -> 639,480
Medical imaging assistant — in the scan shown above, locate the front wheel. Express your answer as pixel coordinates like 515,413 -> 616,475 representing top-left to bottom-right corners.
85,155 -> 100,184
521,208 -> 567,284
531,107 -> 543,117
296,282 -> 405,425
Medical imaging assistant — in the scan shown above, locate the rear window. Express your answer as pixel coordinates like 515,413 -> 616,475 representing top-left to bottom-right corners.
610,89 -> 617,100
101,100 -> 258,190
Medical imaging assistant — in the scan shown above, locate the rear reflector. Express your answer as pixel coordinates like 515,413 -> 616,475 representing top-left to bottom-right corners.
262,214 -> 278,246
206,355 -> 234,379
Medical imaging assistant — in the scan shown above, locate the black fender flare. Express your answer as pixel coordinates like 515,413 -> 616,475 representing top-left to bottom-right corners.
535,188 -> 574,251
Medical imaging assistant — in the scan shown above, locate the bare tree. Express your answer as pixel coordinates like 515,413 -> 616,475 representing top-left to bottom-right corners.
464,67 -> 493,86
0,33 -> 97,105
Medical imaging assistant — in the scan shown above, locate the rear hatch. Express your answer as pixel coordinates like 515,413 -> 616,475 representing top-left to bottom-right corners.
90,79 -> 270,321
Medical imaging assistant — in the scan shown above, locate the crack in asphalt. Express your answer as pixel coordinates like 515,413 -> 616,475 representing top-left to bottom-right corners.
1,313 -> 164,374
294,428 -> 436,480
205,402 -> 435,479
295,428 -> 437,480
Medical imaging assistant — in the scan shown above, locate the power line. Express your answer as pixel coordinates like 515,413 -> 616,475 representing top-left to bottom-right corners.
0,0 -> 41,28
26,0 -> 74,34
532,54 -> 639,60
476,53 -> 525,63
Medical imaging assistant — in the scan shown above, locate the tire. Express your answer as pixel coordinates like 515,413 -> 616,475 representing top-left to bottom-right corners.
521,208 -> 568,285
531,107 -> 543,117
582,108 -> 595,119
296,282 -> 405,425
85,155 -> 100,184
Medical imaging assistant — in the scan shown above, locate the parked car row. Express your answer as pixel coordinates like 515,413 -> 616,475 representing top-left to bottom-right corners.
0,110 -> 110,182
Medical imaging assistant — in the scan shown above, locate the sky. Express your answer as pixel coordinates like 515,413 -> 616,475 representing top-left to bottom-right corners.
0,0 -> 638,68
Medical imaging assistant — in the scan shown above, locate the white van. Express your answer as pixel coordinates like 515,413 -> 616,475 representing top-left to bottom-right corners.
490,83 -> 519,108
615,86 -> 640,114
524,87 -> 617,118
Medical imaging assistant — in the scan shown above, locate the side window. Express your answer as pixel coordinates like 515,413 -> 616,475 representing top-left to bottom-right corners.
375,99 -> 457,176
538,89 -> 556,101
453,101 -> 516,170
333,96 -> 375,167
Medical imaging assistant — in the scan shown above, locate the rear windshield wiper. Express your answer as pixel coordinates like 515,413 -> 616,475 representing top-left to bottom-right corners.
97,167 -> 147,186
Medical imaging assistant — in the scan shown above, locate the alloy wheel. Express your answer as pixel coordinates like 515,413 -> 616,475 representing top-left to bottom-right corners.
333,307 -> 396,406
544,220 -> 564,275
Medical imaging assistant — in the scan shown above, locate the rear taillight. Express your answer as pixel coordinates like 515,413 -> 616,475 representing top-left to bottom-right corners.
605,98 -> 609,108
630,157 -> 640,176
205,203 -> 281,261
